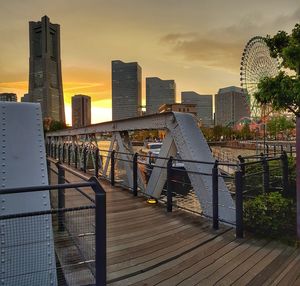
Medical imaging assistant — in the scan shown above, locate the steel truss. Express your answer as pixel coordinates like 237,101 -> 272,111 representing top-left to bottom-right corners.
46,112 -> 236,224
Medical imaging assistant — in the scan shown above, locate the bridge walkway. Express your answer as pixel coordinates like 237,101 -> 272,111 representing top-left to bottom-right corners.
59,169 -> 300,286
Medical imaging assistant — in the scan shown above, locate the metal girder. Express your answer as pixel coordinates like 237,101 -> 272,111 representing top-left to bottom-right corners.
0,102 -> 57,285
115,132 -> 133,188
47,112 -> 236,224
145,132 -> 176,197
46,112 -> 174,137
166,113 -> 235,224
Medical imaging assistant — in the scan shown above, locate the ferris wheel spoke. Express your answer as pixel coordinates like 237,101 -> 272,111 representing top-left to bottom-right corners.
240,36 -> 279,119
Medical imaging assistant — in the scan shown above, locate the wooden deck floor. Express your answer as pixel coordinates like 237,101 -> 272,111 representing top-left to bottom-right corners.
60,169 -> 300,286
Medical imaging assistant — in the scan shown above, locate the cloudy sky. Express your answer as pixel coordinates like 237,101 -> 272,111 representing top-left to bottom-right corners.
0,0 -> 299,124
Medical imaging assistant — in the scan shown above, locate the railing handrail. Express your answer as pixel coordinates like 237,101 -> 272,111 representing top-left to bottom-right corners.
0,182 -> 96,195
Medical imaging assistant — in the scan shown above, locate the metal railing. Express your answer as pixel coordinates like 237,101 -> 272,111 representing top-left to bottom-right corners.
46,142 -> 293,240
0,168 -> 106,286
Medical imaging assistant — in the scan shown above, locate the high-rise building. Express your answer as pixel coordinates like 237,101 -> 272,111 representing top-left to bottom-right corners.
146,77 -> 176,115
28,15 -> 65,122
181,91 -> 212,127
112,60 -> 141,120
215,86 -> 250,126
72,94 -> 91,128
0,93 -> 17,102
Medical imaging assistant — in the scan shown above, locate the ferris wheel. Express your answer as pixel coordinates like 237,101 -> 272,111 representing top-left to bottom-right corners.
240,36 -> 279,119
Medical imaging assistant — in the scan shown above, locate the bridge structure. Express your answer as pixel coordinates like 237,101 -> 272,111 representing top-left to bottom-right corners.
1,103 -> 300,285
46,112 -> 236,225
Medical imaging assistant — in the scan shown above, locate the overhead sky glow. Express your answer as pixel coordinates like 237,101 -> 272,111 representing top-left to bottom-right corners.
0,0 -> 299,124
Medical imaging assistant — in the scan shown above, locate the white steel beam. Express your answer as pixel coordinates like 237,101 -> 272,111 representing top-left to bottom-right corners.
145,132 -> 177,197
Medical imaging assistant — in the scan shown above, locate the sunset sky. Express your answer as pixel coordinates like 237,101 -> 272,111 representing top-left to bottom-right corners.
0,0 -> 299,125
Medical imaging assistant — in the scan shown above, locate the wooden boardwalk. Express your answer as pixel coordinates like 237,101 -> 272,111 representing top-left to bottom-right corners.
59,169 -> 300,286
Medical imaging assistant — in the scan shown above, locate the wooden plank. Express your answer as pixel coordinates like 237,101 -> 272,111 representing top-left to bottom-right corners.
108,231 -> 218,281
113,232 -> 236,286
268,252 -> 300,285
214,240 -> 277,286
176,238 -> 256,286
232,243 -> 286,285
199,239 -> 269,285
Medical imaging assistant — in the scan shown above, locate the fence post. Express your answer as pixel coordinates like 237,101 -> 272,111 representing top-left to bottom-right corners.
238,155 -> 245,175
75,145 -> 78,169
111,150 -> 115,186
261,153 -> 269,193
47,158 -> 51,183
95,148 -> 99,177
56,162 -> 65,232
266,144 -> 269,155
89,177 -> 106,286
83,147 -> 87,173
281,151 -> 289,196
54,143 -> 57,159
212,160 -> 219,230
58,144 -> 61,162
68,144 -> 71,165
167,156 -> 173,212
133,153 -> 138,196
62,143 -> 65,163
274,145 -> 276,156
290,145 -> 293,157
235,168 -> 244,238
280,145 -> 284,154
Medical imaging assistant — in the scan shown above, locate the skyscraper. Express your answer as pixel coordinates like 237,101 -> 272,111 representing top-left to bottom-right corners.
0,93 -> 17,102
146,77 -> 176,115
28,15 -> 65,122
112,60 -> 141,120
72,94 -> 91,128
215,86 -> 250,126
181,91 -> 213,127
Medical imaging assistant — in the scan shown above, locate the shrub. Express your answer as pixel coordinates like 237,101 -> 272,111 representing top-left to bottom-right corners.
244,192 -> 296,238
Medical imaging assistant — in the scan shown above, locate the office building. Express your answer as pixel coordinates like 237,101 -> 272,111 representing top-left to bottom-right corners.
112,60 -> 142,120
0,93 -> 17,102
72,94 -> 91,128
28,15 -> 65,122
158,103 -> 197,116
146,77 -> 175,115
215,86 -> 250,126
181,91 -> 212,126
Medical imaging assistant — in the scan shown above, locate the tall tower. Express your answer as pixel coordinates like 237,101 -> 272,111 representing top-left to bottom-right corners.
146,77 -> 176,115
72,94 -> 91,128
28,15 -> 65,122
112,60 -> 141,120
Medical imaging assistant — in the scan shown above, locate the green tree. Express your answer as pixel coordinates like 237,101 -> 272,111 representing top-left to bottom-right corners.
240,123 -> 252,140
43,118 -> 67,132
254,23 -> 300,238
267,116 -> 295,139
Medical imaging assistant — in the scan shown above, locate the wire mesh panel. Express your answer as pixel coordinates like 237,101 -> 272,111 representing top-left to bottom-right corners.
0,181 -> 97,286
53,207 -> 96,286
0,214 -> 57,286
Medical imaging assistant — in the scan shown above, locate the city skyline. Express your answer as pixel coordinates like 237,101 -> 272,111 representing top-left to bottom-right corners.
0,0 -> 299,124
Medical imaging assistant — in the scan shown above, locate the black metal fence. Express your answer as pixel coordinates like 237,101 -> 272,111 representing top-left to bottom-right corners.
46,141 -> 295,240
0,171 -> 106,285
